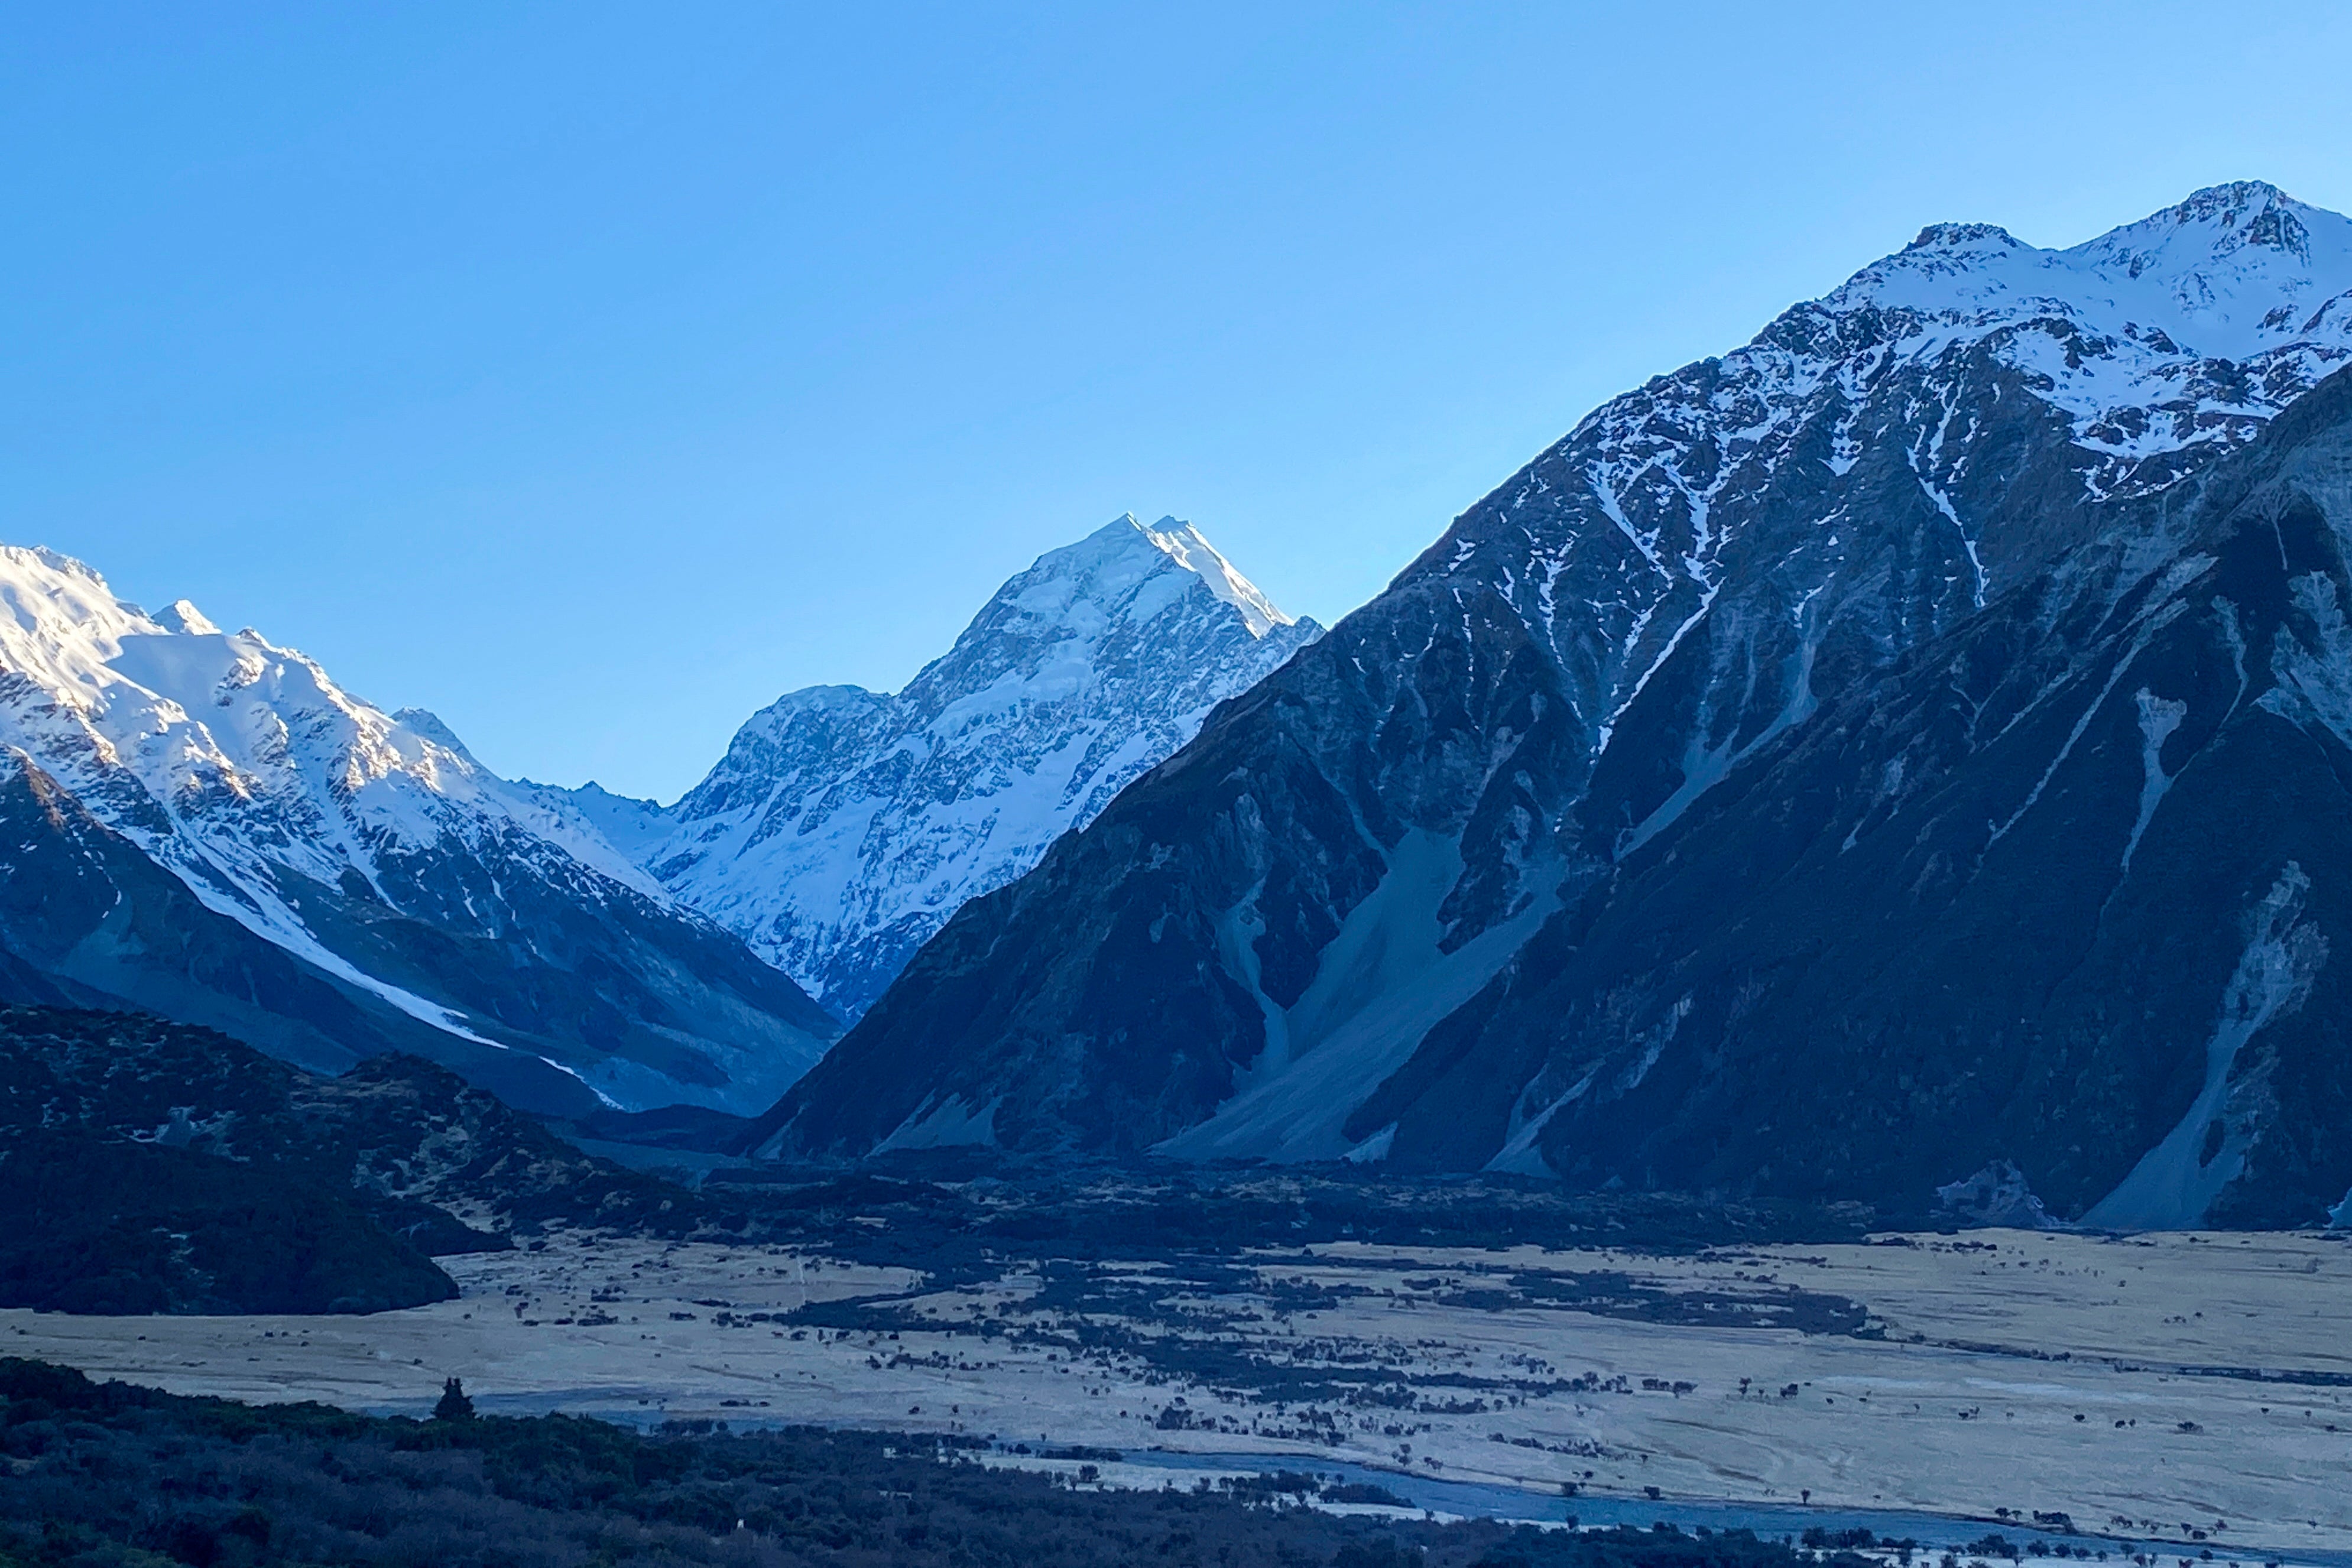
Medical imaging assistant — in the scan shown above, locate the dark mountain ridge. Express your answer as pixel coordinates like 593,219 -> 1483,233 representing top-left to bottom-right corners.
1353,365 -> 2352,1226
758,184 -> 2352,1226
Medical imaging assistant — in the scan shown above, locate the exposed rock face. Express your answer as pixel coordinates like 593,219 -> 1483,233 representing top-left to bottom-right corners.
1403,375 -> 2352,1228
560,515 -> 1319,1021
0,549 -> 837,1116
761,183 -> 2352,1224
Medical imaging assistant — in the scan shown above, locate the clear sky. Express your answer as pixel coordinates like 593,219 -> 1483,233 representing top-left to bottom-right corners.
8,4 -> 2352,801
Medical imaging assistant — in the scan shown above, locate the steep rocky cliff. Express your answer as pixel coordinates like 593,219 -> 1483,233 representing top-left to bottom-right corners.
760,184 -> 2352,1224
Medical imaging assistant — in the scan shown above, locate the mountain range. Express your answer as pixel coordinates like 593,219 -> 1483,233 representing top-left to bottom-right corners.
754,181 -> 2352,1228
0,548 -> 837,1118
0,512 -> 1312,1122
12,180 -> 2352,1229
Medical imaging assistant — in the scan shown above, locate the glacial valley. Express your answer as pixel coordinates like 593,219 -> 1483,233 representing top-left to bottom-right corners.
13,1227 -> 2351,1563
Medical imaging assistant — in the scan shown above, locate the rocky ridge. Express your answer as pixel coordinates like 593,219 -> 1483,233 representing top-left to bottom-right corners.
759,183 -> 2352,1225
0,548 -> 839,1116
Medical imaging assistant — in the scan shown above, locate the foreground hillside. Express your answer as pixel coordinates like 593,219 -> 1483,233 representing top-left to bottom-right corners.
0,1006 -> 695,1314
0,1358 -> 1870,1568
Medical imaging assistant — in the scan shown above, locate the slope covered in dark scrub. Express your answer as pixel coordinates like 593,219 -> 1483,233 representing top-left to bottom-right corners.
0,1006 -> 699,1313
0,1129 -> 458,1314
0,1356 -> 1884,1568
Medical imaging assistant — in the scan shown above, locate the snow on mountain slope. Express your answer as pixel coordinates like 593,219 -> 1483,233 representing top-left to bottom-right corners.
580,515 -> 1320,1021
0,544 -> 838,1115
536,779 -> 677,864
1531,182 -> 2352,709
1809,181 -> 2352,489
1371,365 -> 2352,1227
760,183 -> 2352,1196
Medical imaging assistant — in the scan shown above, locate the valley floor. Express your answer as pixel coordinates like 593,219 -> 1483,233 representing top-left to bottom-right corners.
8,1229 -> 2350,1561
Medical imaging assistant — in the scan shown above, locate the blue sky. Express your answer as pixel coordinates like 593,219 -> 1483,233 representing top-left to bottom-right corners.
8,3 -> 2352,801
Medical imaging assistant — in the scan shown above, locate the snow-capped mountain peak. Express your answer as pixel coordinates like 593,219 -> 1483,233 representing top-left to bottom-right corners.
1127,514 -> 1297,637
1838,180 -> 2352,366
0,544 -> 497,869
1902,221 -> 2022,254
761,183 -> 2352,1208
2103,178 -> 2317,266
0,541 -> 838,1115
1444,186 -> 2352,761
570,514 -> 1322,1021
0,546 -> 176,706
955,513 -> 1296,660
152,598 -> 220,636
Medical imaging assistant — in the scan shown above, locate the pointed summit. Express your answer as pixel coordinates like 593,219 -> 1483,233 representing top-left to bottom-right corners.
1130,515 -> 1297,637
2162,180 -> 2314,262
2171,178 -> 2296,223
153,599 -> 220,637
583,515 -> 1322,1021
1036,514 -> 1298,640
2052,180 -> 2351,358
1903,221 -> 2020,254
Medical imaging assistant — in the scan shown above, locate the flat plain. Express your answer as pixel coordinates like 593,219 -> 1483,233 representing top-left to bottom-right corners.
10,1228 -> 2350,1561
